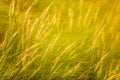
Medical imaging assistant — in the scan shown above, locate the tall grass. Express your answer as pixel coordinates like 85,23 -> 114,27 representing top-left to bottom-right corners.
0,0 -> 120,80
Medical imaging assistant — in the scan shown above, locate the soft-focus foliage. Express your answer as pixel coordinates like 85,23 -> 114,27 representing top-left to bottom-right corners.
0,0 -> 120,80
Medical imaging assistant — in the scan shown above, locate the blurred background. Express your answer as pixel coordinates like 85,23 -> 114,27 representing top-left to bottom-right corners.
0,0 -> 120,43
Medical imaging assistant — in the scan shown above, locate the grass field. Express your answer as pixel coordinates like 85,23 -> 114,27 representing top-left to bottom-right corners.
0,0 -> 120,80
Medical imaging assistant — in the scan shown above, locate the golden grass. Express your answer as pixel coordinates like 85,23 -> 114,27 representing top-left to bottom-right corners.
0,0 -> 120,80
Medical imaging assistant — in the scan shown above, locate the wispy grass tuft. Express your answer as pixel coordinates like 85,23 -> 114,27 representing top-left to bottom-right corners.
0,0 -> 120,80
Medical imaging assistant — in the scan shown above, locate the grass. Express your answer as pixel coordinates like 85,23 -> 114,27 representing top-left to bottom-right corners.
0,0 -> 120,80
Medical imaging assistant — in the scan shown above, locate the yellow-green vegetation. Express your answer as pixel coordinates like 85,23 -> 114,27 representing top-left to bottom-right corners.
0,0 -> 120,80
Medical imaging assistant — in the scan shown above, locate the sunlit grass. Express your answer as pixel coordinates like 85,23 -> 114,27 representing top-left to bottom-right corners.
0,0 -> 120,80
